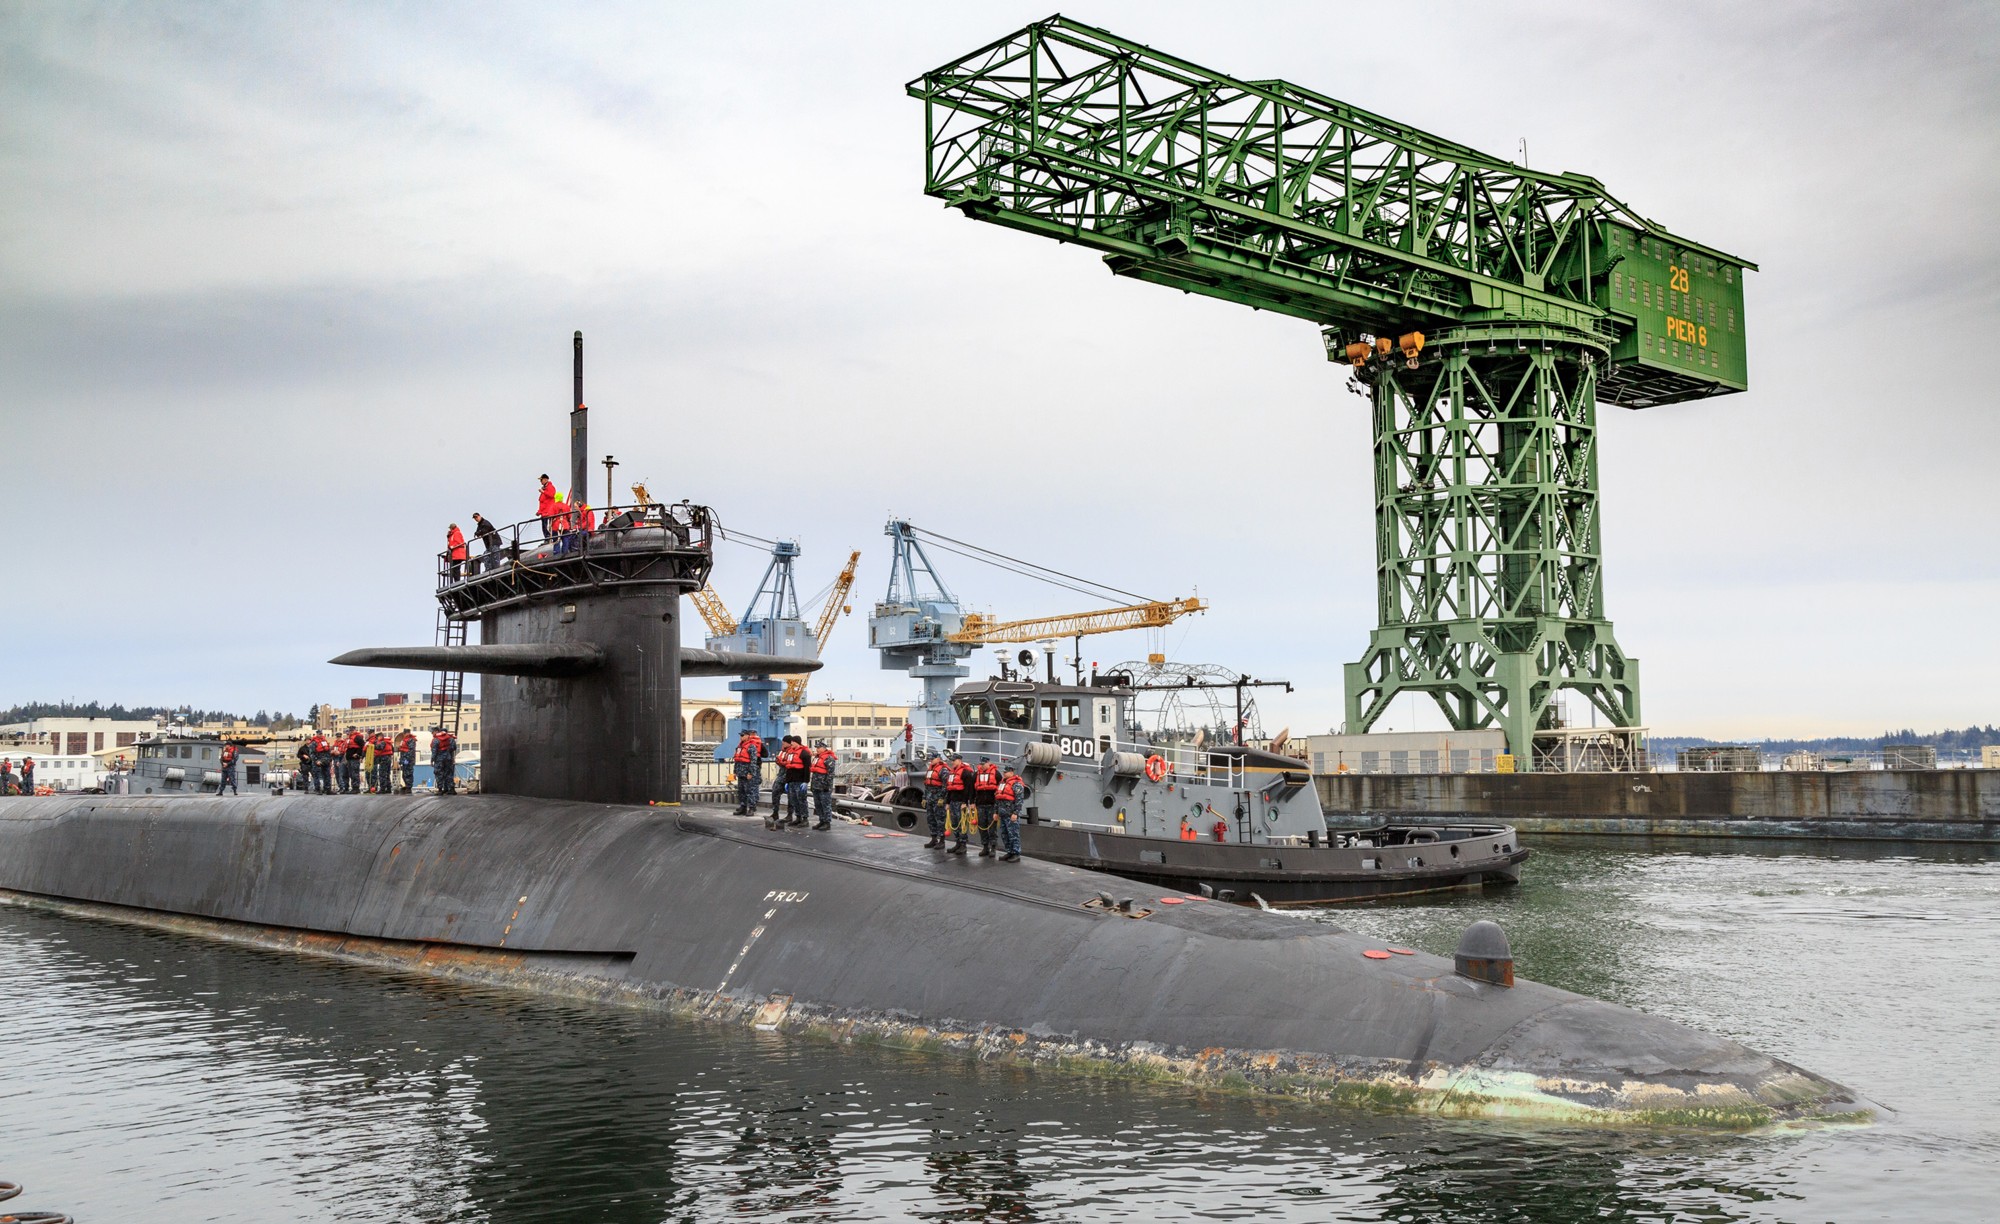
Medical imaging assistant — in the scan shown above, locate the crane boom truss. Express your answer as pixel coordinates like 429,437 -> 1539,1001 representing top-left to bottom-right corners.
910,15 -> 1752,408
784,549 -> 861,707
952,596 -> 1206,645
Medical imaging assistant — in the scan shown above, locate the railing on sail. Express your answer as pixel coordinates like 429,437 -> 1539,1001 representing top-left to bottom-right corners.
429,604 -> 466,737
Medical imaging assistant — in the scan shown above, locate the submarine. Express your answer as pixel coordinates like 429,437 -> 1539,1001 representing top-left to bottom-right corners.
0,338 -> 1868,1129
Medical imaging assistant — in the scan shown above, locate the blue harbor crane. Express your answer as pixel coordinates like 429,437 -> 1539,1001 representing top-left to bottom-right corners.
706,540 -> 815,759
868,519 -> 1208,748
867,520 -> 970,744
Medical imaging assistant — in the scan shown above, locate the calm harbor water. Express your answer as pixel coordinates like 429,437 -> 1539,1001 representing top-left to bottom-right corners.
3,838 -> 1997,1222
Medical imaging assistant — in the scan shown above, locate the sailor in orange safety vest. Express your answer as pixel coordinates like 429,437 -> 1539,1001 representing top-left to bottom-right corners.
217,741 -> 240,797
311,733 -> 333,794
430,727 -> 458,795
808,740 -> 836,830
370,732 -> 395,793
731,730 -> 766,816
396,729 -> 417,793
972,759 -> 1002,857
943,754 -> 973,855
920,752 -> 948,847
779,737 -> 812,828
995,768 -> 1029,862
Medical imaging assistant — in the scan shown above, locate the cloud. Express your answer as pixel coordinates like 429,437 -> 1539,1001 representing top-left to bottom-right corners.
2,0 -> 1996,737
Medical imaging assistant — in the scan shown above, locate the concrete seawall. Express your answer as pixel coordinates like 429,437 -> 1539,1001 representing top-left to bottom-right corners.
1318,770 -> 2000,843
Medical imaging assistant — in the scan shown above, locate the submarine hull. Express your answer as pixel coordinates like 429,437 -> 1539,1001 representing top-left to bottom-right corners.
0,792 -> 1866,1129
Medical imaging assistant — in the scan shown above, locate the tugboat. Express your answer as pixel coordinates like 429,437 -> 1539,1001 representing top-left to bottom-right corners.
839,674 -> 1529,905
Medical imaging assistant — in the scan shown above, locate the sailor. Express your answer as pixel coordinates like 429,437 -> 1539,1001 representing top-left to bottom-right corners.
920,752 -> 948,848
730,729 -> 765,815
311,732 -> 333,794
471,513 -> 503,574
343,731 -> 366,794
396,729 -> 417,793
360,734 -> 378,792
16,757 -> 32,795
973,757 -> 1001,857
536,474 -> 559,538
549,496 -> 574,556
295,738 -> 313,793
218,742 -> 240,797
431,726 -> 458,795
766,737 -> 787,825
0,758 -> 13,796
446,522 -> 468,583
370,731 -> 395,794
943,754 -> 972,855
995,767 -> 1029,863
782,737 -> 812,827
808,740 -> 836,830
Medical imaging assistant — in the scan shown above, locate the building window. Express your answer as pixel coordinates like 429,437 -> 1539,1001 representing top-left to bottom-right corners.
117,733 -> 136,747
1360,751 -> 1380,774
1419,750 -> 1439,773
841,717 -> 856,727
807,717 -> 822,727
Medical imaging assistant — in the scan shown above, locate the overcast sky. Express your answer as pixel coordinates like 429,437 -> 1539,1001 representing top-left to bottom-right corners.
3,1 -> 1995,740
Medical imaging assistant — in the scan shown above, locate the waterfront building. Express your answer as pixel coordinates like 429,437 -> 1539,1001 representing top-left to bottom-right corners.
321,694 -> 483,753
1301,729 -> 1509,776
797,699 -> 916,760
0,716 -> 156,757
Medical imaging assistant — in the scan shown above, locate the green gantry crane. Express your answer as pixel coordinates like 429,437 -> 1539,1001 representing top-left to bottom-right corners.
909,15 -> 1754,771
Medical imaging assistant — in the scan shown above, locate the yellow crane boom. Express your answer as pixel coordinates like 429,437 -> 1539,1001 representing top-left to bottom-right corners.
950,596 -> 1206,644
690,585 -> 737,638
784,550 -> 861,706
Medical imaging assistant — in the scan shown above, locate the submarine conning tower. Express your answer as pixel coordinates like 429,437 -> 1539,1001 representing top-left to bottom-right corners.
333,331 -> 818,805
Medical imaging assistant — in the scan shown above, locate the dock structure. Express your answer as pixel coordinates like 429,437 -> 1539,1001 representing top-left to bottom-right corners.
1321,769 -> 2000,843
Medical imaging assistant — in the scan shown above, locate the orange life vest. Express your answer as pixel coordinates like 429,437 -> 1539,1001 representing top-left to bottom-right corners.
733,734 -> 763,764
996,775 -> 1019,802
810,748 -> 834,775
945,762 -> 969,791
923,760 -> 945,787
974,762 -> 999,792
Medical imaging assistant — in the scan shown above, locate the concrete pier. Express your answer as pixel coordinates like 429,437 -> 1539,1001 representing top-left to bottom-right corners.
1319,770 -> 2000,843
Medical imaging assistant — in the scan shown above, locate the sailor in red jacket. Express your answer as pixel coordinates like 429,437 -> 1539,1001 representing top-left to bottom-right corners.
217,741 -> 240,797
446,523 -> 468,583
972,759 -> 1002,857
920,752 -> 948,848
430,727 -> 458,795
370,732 -> 395,793
808,740 -> 836,830
396,729 -> 417,793
943,754 -> 973,855
537,474 -> 559,537
731,730 -> 765,815
995,768 -> 1028,862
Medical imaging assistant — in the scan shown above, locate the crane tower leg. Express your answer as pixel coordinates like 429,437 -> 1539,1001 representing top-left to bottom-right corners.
1341,324 -> 1642,770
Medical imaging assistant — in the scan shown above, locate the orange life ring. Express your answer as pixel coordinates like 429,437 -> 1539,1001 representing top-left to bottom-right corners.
1143,754 -> 1168,782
